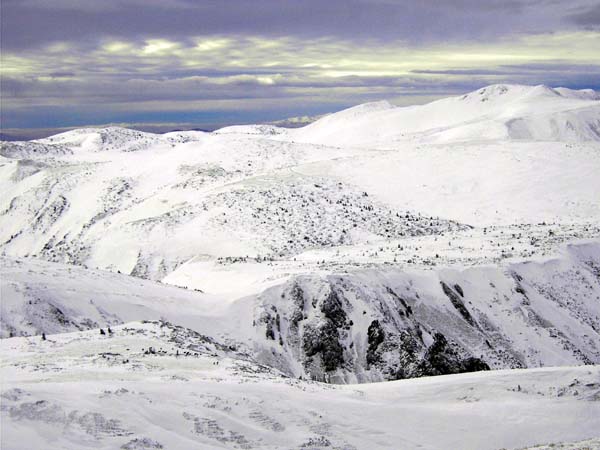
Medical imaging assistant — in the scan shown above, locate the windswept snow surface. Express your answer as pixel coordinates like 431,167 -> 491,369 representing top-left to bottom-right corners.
1,84 -> 600,449
1,323 -> 600,450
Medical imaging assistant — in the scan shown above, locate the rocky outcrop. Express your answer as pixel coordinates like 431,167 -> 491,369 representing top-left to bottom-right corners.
252,243 -> 600,383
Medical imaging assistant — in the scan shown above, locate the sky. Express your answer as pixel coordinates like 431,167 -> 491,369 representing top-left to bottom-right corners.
1,0 -> 600,136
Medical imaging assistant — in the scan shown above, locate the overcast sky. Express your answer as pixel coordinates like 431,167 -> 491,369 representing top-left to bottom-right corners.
1,0 -> 599,133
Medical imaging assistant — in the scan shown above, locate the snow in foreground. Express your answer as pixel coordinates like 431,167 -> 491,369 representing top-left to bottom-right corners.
1,322 -> 599,450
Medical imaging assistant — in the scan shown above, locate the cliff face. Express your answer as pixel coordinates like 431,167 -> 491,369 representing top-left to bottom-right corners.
252,242 -> 600,383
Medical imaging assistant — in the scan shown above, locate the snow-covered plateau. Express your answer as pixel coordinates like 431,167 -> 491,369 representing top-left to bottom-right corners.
1,84 -> 599,449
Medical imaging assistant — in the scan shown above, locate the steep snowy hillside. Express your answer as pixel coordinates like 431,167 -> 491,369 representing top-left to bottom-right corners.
3,240 -> 600,383
249,241 -> 600,382
0,257 -> 227,339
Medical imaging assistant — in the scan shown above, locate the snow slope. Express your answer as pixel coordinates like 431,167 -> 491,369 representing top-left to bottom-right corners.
1,85 -> 599,284
35,126 -> 208,152
3,240 -> 600,384
248,240 -> 600,383
0,257 -> 229,339
291,84 -> 600,147
1,323 -> 599,450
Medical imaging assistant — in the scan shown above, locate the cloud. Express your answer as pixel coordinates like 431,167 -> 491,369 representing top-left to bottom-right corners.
2,0 -> 598,52
568,3 -> 600,26
2,29 -> 599,128
1,0 -> 599,130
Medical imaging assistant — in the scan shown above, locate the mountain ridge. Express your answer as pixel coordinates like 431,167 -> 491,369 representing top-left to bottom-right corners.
1,83 -> 599,387
3,84 -> 598,153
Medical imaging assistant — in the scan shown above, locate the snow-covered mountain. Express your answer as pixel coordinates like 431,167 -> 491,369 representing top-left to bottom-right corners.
291,84 -> 600,146
1,85 -> 598,281
2,84 -> 600,448
3,240 -> 600,383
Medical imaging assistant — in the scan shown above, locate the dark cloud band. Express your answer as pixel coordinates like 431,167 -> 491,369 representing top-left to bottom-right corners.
1,0 -> 598,131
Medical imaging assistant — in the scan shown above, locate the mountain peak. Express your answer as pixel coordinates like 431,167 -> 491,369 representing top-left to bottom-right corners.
459,84 -> 556,102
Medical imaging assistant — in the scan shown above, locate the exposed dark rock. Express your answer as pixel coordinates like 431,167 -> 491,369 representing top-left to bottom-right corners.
301,436 -> 331,448
121,437 -> 164,449
302,321 -> 344,372
289,282 -> 305,327
265,320 -> 275,340
45,302 -> 71,326
385,287 -> 413,316
440,281 -> 476,326
462,357 -> 491,372
417,333 -> 489,376
302,323 -> 321,357
320,288 -> 347,328
453,284 -> 464,297
366,320 -> 385,366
